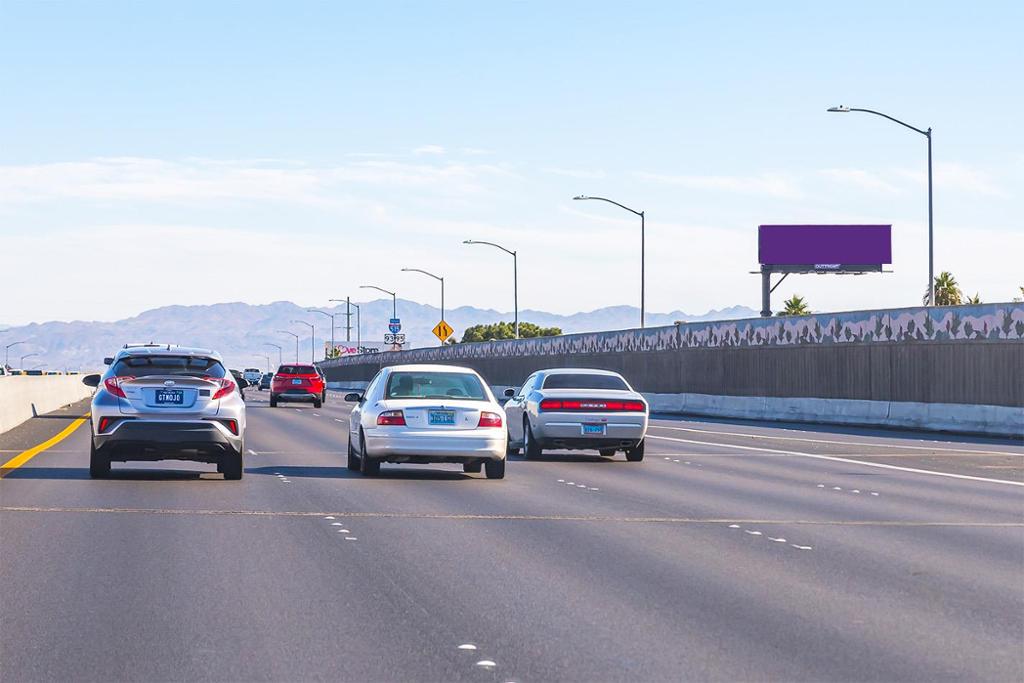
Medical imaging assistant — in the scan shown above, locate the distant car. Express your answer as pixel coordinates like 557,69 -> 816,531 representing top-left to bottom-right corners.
259,372 -> 273,391
82,345 -> 246,479
344,364 -> 507,478
504,368 -> 648,461
271,364 -> 326,407
243,367 -> 262,385
229,369 -> 247,399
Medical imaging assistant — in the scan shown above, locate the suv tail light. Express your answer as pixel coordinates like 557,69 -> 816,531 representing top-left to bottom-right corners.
539,398 -> 645,412
212,378 -> 236,400
377,410 -> 406,426
477,411 -> 503,428
104,376 -> 132,398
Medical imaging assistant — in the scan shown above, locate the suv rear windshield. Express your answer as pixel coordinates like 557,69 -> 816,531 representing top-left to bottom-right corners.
112,355 -> 226,378
385,371 -> 487,401
542,373 -> 629,390
278,365 -> 317,375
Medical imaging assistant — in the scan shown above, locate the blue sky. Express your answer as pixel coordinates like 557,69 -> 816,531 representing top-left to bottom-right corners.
1,1 -> 1021,325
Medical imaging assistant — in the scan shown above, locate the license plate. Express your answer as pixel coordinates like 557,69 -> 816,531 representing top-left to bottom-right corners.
292,379 -> 302,385
155,389 -> 184,405
428,410 -> 456,425
582,423 -> 606,435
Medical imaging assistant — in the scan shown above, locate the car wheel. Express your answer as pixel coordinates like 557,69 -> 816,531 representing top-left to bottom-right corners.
360,433 -> 380,476
625,440 -> 645,462
347,435 -> 359,472
599,448 -> 617,457
314,398 -> 322,409
523,418 -> 542,460
89,440 -> 110,478
222,448 -> 244,479
270,394 -> 278,407
463,461 -> 482,473
484,458 -> 506,480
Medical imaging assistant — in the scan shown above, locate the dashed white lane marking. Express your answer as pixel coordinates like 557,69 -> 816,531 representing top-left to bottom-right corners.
476,660 -> 497,668
833,486 -> 842,490
816,484 -> 825,488
871,492 -> 880,496
335,418 -> 345,422
331,522 -> 343,526
589,487 -> 600,491
767,536 -> 787,543
345,537 -> 357,541
313,413 -> 321,417
648,423 -> 1023,456
728,524 -> 741,528
324,516 -> 335,520
744,530 -> 762,535
852,489 -> 861,494
458,644 -> 477,650
336,529 -> 350,533
557,479 -> 565,482
730,524 -> 810,550
647,433 -> 1024,487
791,544 -> 813,550
247,449 -> 257,455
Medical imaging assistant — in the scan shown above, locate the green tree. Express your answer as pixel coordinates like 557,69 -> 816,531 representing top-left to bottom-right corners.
924,271 -> 963,306
459,321 -> 562,343
965,292 -> 982,305
776,295 -> 810,316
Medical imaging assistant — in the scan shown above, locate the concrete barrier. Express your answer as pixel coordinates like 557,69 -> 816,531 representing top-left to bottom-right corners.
0,376 -> 93,435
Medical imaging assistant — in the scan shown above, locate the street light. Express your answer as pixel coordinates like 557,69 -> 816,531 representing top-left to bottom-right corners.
402,268 -> 445,342
359,285 -> 397,319
4,340 -> 27,369
291,320 -> 315,363
828,105 -> 934,306
31,363 -> 46,371
277,330 -> 299,362
463,240 -> 518,338
574,195 -> 646,328
329,299 -> 361,352
308,310 -> 337,358
20,352 -> 39,367
263,342 -> 283,366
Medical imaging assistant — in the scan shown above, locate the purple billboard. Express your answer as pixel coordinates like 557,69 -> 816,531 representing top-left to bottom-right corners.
758,225 -> 891,267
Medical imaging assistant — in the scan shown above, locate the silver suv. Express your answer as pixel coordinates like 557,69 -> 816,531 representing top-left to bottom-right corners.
82,344 -> 247,479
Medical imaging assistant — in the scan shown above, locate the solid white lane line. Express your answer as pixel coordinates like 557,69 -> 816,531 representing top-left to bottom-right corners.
646,434 -> 1024,487
647,423 -> 1022,457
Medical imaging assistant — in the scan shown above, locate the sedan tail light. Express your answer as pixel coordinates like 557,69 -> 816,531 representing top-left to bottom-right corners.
212,378 -> 236,400
539,398 -> 645,412
377,410 -> 406,426
477,411 -> 503,428
104,376 -> 132,398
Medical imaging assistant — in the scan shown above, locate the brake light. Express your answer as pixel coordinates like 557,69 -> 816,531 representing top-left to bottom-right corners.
98,417 -> 111,432
377,410 -> 406,426
223,419 -> 238,435
104,376 -> 132,398
212,378 -> 236,400
477,411 -> 503,428
539,398 -> 645,412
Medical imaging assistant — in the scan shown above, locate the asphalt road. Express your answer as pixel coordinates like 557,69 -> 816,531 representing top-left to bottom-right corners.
1,392 -> 1022,682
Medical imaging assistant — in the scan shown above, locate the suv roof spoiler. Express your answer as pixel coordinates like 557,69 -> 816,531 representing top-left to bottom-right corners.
122,343 -> 178,350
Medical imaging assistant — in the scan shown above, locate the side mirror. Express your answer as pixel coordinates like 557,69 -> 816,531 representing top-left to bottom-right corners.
504,388 -> 516,398
103,357 -> 114,366
82,373 -> 101,388
344,392 -> 363,403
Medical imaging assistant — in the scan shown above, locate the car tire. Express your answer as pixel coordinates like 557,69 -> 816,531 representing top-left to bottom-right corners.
89,441 -> 110,478
314,398 -> 322,409
360,433 -> 380,476
625,440 -> 645,462
347,436 -> 359,472
484,458 -> 506,480
270,394 -> 278,407
523,418 -> 542,460
463,461 -> 482,473
222,448 -> 244,480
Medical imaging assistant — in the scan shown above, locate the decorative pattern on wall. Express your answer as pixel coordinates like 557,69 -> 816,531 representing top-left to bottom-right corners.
322,303 -> 1024,368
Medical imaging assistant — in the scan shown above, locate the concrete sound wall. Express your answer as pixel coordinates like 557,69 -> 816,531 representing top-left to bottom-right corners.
320,303 -> 1024,436
0,376 -> 93,435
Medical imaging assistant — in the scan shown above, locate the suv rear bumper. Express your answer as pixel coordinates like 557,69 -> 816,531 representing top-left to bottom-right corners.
94,420 -> 243,463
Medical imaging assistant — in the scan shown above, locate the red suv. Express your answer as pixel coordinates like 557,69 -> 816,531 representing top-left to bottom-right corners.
270,364 -> 327,408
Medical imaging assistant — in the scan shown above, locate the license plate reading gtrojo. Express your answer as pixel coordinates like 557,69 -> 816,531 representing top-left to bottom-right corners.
429,410 -> 456,425
155,389 -> 184,405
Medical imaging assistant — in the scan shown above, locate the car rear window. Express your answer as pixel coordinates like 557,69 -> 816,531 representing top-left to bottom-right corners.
112,355 -> 226,378
385,371 -> 487,401
542,373 -> 629,390
277,365 -> 316,375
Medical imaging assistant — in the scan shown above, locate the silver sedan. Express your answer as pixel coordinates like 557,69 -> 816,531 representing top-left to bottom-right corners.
504,368 -> 648,461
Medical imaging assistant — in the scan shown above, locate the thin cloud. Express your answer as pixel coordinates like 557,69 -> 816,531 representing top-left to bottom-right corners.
897,161 -> 1006,197
819,168 -> 901,194
413,145 -> 446,155
543,167 -> 606,180
633,171 -> 802,198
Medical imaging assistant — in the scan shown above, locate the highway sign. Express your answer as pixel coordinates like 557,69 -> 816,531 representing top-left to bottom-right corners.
389,318 -> 402,334
384,333 -> 406,344
432,320 -> 454,342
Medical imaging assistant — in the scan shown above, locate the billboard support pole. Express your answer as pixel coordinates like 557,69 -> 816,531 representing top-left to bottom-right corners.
760,269 -> 771,317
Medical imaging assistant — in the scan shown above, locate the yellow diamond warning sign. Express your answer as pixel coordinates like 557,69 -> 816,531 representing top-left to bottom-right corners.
432,320 -> 454,342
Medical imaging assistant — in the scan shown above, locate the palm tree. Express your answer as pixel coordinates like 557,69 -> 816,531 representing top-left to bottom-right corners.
923,271 -> 963,306
777,295 -> 810,316
965,293 -> 982,305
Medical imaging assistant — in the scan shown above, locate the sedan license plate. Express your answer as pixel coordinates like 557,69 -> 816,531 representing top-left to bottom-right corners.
582,423 -> 606,435
155,389 -> 184,405
292,379 -> 302,385
428,410 -> 456,426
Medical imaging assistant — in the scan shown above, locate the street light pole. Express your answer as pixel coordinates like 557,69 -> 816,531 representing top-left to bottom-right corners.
360,285 -> 397,319
4,340 -> 27,369
463,240 -> 518,338
291,320 -> 315,363
277,331 -> 299,362
574,195 -> 645,328
828,105 -> 934,306
20,352 -> 39,367
258,354 -> 271,373
263,342 -> 283,366
308,310 -> 336,358
402,268 -> 445,343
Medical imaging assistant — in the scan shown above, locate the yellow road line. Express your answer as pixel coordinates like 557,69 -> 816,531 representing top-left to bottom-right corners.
0,414 -> 89,478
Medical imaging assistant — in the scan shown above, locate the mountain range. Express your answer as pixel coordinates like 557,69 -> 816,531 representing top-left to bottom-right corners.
0,300 -> 758,372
